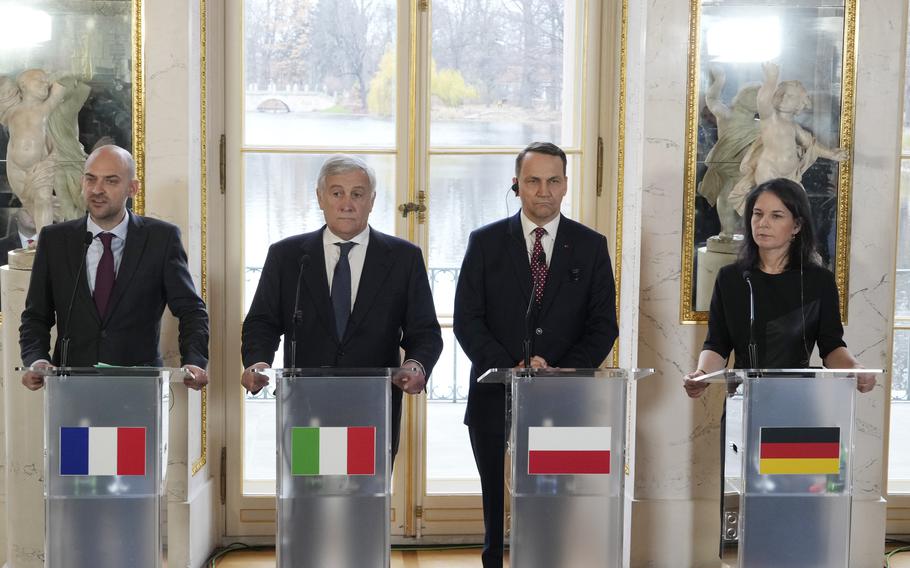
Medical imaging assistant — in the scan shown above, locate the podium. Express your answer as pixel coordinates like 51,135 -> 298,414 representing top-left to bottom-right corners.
701,368 -> 882,568
273,368 -> 392,568
41,366 -> 181,568
479,367 -> 652,568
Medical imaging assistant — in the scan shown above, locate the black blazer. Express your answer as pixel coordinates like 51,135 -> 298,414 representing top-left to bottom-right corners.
0,233 -> 20,265
453,213 -> 618,433
241,226 -> 443,439
19,214 -> 209,368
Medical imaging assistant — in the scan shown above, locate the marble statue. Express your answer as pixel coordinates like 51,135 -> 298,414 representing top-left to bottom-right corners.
698,66 -> 760,239
728,62 -> 847,215
0,69 -> 90,235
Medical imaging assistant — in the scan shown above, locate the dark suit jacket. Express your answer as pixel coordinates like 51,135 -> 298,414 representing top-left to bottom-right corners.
0,233 -> 20,265
19,213 -> 209,368
241,226 -> 443,445
453,213 -> 618,434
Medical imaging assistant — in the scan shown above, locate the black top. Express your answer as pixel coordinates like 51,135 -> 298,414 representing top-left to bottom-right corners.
703,263 -> 846,368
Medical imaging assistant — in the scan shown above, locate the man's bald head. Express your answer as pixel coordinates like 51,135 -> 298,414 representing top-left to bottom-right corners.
85,145 -> 136,181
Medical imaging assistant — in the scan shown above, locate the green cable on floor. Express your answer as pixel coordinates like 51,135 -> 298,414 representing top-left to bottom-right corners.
886,545 -> 910,568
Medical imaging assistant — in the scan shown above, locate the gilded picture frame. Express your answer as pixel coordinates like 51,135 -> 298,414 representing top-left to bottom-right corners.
680,0 -> 856,323
0,0 -> 145,245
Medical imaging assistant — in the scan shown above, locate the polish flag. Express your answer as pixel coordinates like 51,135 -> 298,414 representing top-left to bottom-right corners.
528,426 -> 611,475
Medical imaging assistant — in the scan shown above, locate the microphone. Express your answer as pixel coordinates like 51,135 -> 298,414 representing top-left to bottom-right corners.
523,249 -> 546,373
289,253 -> 310,374
743,270 -> 758,369
60,232 -> 94,367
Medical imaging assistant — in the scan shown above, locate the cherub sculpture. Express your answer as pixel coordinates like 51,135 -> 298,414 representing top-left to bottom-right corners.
0,69 -> 90,235
728,62 -> 847,215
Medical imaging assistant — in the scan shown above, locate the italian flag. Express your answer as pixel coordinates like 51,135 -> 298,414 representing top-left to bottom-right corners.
60,426 -> 146,476
527,426 -> 611,475
292,426 -> 376,476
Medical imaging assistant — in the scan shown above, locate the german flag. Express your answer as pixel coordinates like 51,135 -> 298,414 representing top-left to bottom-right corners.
758,427 -> 840,475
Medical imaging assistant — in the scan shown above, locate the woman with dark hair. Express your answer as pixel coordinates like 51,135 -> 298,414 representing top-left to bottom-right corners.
683,177 -> 874,397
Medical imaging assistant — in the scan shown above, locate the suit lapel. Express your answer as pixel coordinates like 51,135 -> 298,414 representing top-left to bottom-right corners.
103,212 -> 147,325
346,228 -> 393,342
68,218 -> 100,325
506,213 -> 532,304
299,229 -> 337,341
539,218 -> 571,316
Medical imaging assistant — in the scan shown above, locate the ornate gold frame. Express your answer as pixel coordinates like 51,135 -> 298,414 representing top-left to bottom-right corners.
679,0 -> 857,324
133,0 -> 146,212
192,0 -> 209,476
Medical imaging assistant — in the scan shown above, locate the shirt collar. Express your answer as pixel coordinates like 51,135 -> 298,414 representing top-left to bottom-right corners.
323,225 -> 370,247
87,211 -> 130,241
520,210 -> 561,238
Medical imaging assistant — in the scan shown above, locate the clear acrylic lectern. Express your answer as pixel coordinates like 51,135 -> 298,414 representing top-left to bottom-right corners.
42,366 -> 182,568
272,368 -> 392,568
479,367 -> 652,568
701,368 -> 882,568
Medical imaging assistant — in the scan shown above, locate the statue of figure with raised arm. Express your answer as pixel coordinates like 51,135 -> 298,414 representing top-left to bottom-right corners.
728,62 -> 847,215
0,69 -> 90,236
698,66 -> 760,240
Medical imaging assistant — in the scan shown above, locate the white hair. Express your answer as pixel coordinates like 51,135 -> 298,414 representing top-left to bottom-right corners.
316,154 -> 376,194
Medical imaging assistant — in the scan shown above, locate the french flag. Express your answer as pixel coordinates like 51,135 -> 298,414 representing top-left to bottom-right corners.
60,427 -> 146,476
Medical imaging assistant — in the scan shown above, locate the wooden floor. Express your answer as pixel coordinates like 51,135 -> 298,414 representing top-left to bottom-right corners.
214,548 -> 507,567
212,546 -> 910,567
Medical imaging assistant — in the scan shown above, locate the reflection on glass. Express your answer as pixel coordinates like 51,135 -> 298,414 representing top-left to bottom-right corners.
429,0 -> 579,147
897,161 -> 910,318
890,330 -> 910,487
243,0 -> 397,147
689,4 -> 846,312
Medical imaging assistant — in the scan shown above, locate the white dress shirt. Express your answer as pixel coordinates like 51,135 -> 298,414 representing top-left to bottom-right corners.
86,213 -> 129,294
322,225 -> 370,309
520,211 -> 561,266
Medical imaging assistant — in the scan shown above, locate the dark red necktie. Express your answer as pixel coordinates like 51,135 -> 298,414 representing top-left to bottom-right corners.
94,232 -> 115,318
531,227 -> 548,304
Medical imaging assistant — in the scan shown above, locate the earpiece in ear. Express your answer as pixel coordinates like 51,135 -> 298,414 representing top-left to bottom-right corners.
511,182 -> 519,195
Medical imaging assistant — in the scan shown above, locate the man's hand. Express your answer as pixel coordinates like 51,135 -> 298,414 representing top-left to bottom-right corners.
515,356 -> 549,370
683,370 -> 710,399
241,362 -> 271,394
856,371 -> 876,394
22,361 -> 52,391
392,361 -> 426,395
182,364 -> 209,391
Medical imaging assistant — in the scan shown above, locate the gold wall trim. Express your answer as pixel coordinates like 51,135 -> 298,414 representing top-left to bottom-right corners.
679,0 -> 702,324
612,0 -> 628,368
405,0 -> 420,537
680,0 -> 856,324
192,0 -> 209,476
835,0 -> 857,324
133,0 -> 146,214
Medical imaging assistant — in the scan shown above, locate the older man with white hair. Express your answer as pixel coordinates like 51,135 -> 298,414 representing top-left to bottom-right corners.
241,154 -> 442,460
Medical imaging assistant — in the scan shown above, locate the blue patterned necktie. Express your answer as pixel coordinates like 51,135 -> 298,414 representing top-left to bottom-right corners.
331,242 -> 356,339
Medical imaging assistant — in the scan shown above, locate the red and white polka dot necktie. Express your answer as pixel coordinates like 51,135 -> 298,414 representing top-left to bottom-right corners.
531,227 -> 548,304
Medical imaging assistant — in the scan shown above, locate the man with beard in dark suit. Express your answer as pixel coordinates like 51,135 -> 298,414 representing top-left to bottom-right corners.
454,141 -> 618,567
19,144 -> 209,390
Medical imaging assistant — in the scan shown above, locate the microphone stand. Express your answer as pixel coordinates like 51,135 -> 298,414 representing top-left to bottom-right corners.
289,254 -> 309,379
60,232 -> 94,368
744,271 -> 759,373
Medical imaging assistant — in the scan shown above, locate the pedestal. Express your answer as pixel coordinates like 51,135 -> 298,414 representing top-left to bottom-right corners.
1,251 -> 43,568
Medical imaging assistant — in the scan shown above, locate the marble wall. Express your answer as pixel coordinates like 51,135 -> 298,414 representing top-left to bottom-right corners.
623,0 -> 904,566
